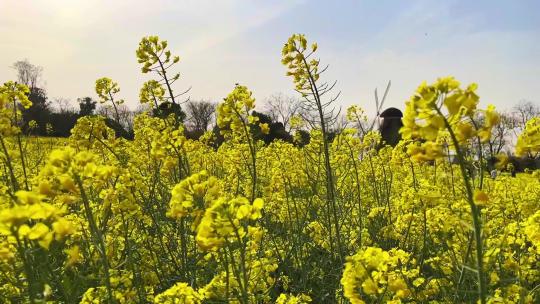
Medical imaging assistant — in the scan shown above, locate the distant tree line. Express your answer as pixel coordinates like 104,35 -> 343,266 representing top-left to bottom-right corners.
9,59 -> 311,144
11,60 -> 110,137
8,59 -> 540,159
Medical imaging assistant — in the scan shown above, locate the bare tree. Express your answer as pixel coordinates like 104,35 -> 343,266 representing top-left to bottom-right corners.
117,104 -> 135,131
12,59 -> 43,90
486,112 -> 515,157
185,100 -> 216,132
264,93 -> 302,133
96,104 -> 113,119
135,103 -> 152,115
513,100 -> 540,130
328,112 -> 349,134
52,97 -> 75,114
96,104 -> 133,129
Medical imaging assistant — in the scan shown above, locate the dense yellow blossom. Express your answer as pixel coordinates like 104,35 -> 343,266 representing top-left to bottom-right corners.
275,293 -> 312,303
341,247 -> 415,303
154,282 -> 202,304
516,117 -> 540,157
0,33 -> 538,304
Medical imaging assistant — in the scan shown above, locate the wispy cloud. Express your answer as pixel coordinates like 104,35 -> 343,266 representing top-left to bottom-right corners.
0,0 -> 538,114
174,0 -> 306,56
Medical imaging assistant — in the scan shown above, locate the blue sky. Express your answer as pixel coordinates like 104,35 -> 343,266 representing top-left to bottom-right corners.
0,0 -> 538,115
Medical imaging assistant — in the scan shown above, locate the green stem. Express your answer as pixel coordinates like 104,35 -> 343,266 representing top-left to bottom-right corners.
0,135 -> 19,192
107,92 -> 120,125
16,134 -> 29,190
299,52 -> 343,259
75,175 -> 115,303
14,234 -> 36,303
436,108 -> 486,303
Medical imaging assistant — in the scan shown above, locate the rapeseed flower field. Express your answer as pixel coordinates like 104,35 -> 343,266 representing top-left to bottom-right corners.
0,34 -> 538,303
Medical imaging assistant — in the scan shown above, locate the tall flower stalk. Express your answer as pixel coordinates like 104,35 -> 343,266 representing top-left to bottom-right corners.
282,34 -> 343,257
400,77 -> 500,303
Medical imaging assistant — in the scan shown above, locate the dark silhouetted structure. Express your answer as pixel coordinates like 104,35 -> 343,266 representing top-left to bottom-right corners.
379,107 -> 403,147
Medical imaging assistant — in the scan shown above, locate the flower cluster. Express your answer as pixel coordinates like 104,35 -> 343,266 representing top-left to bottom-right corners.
167,170 -> 220,223
516,117 -> 540,157
281,34 -> 319,92
275,293 -> 312,304
341,247 -> 416,303
216,85 -> 259,138
154,282 -> 202,304
136,36 -> 180,74
0,190 -> 73,250
196,197 -> 263,251
140,80 -> 166,108
401,77 -> 499,161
